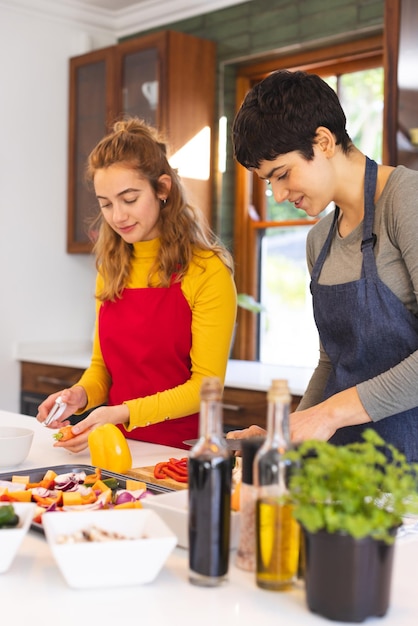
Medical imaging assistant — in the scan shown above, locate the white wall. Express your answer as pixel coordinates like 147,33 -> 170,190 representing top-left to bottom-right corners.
0,6 -> 115,412
0,0 -> 244,414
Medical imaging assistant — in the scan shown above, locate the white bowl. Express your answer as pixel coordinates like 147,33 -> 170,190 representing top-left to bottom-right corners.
142,489 -> 241,550
42,508 -> 177,588
0,426 -> 34,468
0,502 -> 36,573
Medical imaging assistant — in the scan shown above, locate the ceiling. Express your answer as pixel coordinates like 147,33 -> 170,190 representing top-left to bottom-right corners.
78,0 -> 158,8
78,0 -> 246,13
2,0 -> 247,38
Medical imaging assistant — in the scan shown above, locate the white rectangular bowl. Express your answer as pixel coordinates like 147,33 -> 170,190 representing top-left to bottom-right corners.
42,508 -> 177,589
0,502 -> 36,573
142,489 -> 241,550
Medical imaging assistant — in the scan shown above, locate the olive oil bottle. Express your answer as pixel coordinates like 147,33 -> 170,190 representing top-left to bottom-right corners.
253,379 -> 300,590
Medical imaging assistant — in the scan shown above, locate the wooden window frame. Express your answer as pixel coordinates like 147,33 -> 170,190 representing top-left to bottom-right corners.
232,35 -> 383,360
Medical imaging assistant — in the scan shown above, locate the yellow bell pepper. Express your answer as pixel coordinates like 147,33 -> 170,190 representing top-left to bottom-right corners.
88,424 -> 132,474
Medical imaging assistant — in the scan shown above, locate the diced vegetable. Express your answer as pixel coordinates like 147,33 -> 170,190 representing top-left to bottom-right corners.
125,479 -> 146,491
101,478 -> 119,491
92,479 -> 112,494
43,469 -> 57,480
62,491 -> 83,506
0,504 -> 19,528
12,475 -> 29,485
5,490 -> 32,503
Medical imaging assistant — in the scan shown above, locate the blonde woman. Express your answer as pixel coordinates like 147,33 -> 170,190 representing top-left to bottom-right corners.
38,118 -> 236,450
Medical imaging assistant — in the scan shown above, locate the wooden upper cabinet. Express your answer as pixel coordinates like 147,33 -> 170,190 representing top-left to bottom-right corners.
383,0 -> 418,169
67,31 -> 216,253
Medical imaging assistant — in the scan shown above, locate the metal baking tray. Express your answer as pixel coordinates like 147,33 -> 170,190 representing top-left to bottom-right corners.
0,464 -> 173,534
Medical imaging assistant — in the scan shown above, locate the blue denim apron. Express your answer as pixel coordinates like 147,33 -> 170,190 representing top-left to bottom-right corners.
310,157 -> 418,462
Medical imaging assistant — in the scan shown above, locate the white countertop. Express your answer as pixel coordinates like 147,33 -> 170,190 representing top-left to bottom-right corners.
15,341 -> 314,396
225,360 -> 313,396
1,411 -> 418,626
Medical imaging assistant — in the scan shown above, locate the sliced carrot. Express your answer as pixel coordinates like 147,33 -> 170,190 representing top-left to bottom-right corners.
53,425 -> 75,442
32,494 -> 62,507
26,478 -> 56,490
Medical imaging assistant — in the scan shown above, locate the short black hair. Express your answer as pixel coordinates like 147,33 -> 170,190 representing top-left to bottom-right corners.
232,69 -> 352,169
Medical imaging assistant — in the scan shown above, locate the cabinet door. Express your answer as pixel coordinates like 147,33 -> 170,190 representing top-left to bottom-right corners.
67,46 -> 116,253
384,0 -> 418,168
119,45 -> 159,126
67,31 -> 216,254
396,0 -> 418,168
115,31 -> 216,220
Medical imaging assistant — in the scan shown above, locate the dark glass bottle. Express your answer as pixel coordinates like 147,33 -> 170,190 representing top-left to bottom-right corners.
253,379 -> 300,591
188,377 -> 233,586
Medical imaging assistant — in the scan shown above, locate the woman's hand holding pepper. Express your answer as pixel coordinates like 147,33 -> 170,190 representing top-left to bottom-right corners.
53,404 -> 130,453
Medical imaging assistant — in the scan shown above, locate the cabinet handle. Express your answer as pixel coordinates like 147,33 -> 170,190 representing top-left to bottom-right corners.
222,403 -> 243,412
37,376 -> 76,387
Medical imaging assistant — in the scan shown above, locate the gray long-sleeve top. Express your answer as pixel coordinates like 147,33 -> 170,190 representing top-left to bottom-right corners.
298,166 -> 418,422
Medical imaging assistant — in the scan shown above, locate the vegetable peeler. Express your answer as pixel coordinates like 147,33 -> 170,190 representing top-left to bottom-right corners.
43,396 -> 67,426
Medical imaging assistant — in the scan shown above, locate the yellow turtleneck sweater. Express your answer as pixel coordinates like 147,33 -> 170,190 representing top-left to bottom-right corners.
76,238 -> 237,430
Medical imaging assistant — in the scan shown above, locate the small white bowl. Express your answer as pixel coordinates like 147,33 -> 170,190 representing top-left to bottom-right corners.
142,489 -> 241,550
42,508 -> 177,588
0,426 -> 34,468
0,502 -> 36,573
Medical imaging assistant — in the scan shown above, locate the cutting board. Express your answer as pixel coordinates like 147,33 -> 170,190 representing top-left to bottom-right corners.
126,466 -> 188,490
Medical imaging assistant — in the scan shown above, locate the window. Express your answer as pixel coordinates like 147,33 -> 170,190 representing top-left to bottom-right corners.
232,36 -> 384,364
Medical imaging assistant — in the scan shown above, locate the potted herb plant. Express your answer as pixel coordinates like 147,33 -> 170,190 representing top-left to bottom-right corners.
285,429 -> 418,623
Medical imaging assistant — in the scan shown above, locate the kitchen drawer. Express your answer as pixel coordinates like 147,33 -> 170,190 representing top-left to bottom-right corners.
222,387 -> 301,430
20,361 -> 90,423
21,361 -> 85,395
222,387 -> 267,429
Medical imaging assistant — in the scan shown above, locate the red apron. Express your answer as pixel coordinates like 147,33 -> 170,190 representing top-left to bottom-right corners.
98,280 -> 198,449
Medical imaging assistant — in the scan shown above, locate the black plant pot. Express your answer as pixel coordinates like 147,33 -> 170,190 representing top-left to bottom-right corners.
302,528 -> 396,623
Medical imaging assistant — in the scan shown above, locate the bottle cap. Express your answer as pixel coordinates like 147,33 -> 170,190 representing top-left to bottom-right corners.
241,436 -> 266,484
267,378 -> 290,403
200,376 -> 222,401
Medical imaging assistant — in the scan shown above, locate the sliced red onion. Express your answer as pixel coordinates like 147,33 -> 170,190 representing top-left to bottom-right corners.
0,480 -> 25,492
54,472 -> 87,489
115,491 -> 137,505
115,489 -> 147,504
45,502 -> 58,512
32,487 -> 56,498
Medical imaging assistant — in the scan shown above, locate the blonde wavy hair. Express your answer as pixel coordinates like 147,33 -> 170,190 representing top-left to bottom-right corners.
86,117 -> 234,302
